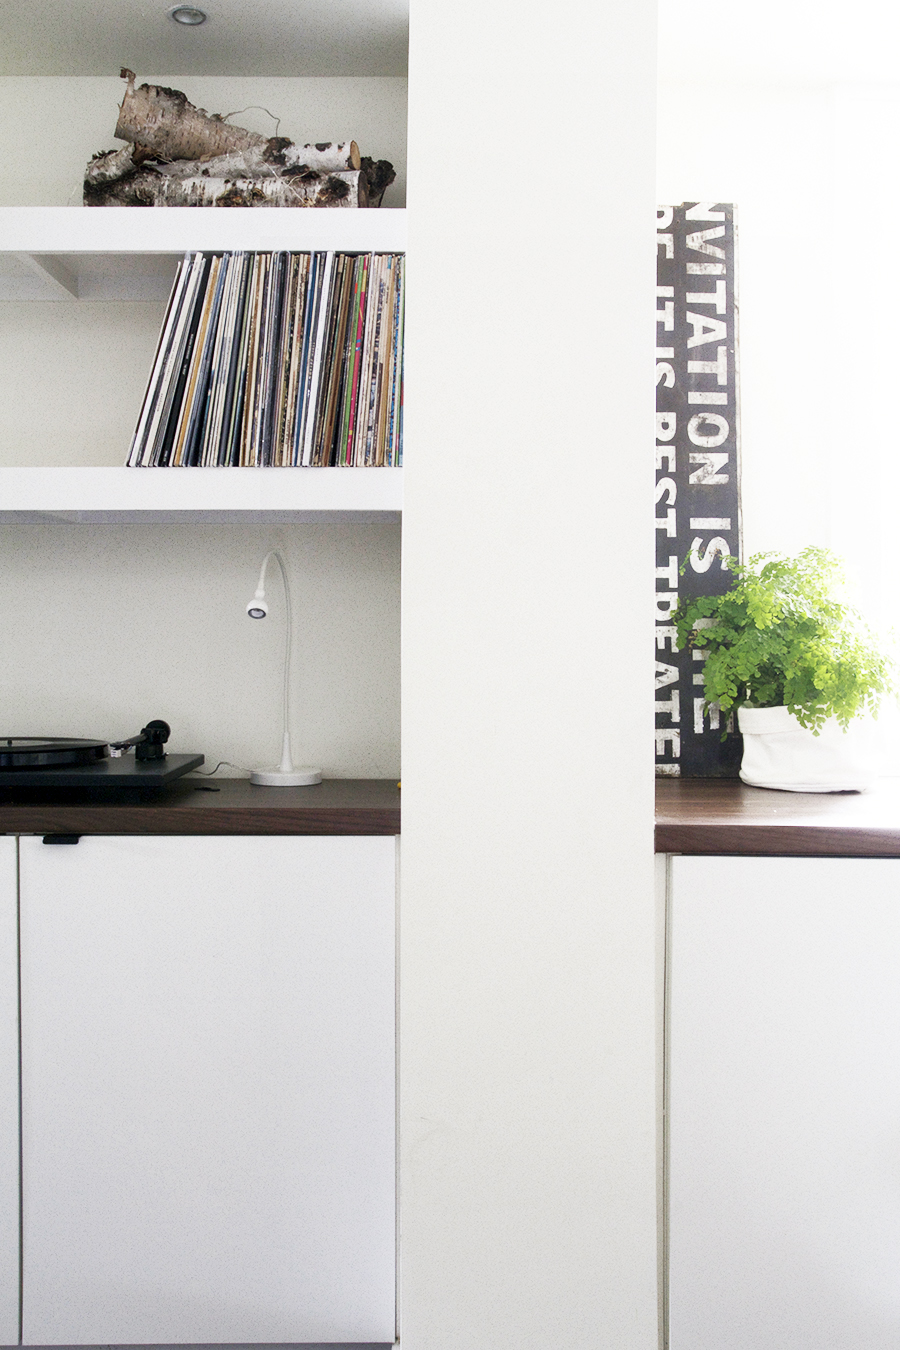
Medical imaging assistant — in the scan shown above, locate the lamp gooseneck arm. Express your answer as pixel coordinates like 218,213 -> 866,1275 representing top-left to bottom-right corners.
258,550 -> 294,774
246,549 -> 320,787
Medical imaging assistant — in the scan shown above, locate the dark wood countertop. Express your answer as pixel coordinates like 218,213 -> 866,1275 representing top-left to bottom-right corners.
656,777 -> 900,857
0,777 -> 400,837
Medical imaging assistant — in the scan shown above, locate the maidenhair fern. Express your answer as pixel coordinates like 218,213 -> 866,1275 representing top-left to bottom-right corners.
673,547 -> 896,733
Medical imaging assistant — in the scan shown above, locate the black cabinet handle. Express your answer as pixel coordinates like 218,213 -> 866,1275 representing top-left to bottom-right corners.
42,835 -> 81,845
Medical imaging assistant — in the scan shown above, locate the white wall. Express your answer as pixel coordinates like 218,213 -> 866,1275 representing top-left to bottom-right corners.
657,37 -> 900,629
400,0 -> 659,1345
0,298 -> 169,466
0,521 -> 400,777
0,76 -> 407,207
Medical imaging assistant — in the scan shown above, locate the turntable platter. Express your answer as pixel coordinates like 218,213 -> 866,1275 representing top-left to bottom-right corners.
0,738 -> 108,770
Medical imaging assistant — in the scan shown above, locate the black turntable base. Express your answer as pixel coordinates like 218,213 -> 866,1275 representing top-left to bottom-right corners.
0,753 -> 204,789
0,728 -> 203,791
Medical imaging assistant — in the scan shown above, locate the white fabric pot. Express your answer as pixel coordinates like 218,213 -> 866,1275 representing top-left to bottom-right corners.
737,705 -> 878,793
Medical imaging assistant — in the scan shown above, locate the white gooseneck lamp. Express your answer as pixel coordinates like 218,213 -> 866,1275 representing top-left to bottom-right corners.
246,550 -> 322,787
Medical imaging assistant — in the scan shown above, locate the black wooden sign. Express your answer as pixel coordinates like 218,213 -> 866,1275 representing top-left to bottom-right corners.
655,202 -> 742,777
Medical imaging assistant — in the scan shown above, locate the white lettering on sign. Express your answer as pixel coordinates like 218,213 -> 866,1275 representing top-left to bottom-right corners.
656,555 -> 679,588
693,648 -> 708,686
686,227 -> 726,258
656,412 -> 677,441
686,313 -> 728,348
685,203 -> 725,221
654,729 -> 681,756
656,690 -> 681,722
686,280 -> 727,313
655,207 -> 674,255
655,203 -> 739,776
689,452 -> 729,484
690,536 -> 730,572
688,413 -> 729,448
688,346 -> 728,383
694,697 -> 721,734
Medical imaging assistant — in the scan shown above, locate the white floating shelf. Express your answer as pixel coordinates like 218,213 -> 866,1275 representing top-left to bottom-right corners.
0,467 -> 403,523
0,206 -> 408,253
0,207 -> 407,300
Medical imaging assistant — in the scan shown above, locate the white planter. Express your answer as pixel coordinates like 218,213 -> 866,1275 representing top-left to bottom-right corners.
737,705 -> 878,793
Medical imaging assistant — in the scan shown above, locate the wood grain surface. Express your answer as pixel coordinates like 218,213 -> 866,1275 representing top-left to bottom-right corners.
656,777 -> 900,856
0,777 -> 400,837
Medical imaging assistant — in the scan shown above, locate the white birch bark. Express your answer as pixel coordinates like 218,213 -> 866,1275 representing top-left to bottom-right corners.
115,69 -> 260,161
157,142 -> 361,180
115,71 -> 360,173
85,170 -> 367,208
85,146 -> 140,186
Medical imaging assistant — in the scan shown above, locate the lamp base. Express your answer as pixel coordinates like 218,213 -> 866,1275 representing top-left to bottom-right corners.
249,767 -> 322,787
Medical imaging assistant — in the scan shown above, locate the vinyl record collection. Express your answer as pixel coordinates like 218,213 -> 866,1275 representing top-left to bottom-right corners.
126,250 -> 404,467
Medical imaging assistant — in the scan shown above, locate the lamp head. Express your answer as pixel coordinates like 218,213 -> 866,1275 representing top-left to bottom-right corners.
246,598 -> 268,619
169,5 -> 208,24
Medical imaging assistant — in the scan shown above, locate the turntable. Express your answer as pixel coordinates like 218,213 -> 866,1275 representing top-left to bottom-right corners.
0,721 -> 203,788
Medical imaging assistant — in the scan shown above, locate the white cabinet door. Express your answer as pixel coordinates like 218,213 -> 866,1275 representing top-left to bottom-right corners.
669,855 -> 900,1350
19,834 -> 395,1346
0,837 -> 19,1344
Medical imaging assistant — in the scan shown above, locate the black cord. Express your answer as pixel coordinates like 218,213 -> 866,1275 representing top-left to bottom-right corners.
193,760 -> 247,777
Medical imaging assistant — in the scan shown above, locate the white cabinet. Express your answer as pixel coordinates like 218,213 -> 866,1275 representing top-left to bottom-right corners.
0,838 -> 18,1345
16,833 -> 395,1346
668,855 -> 900,1350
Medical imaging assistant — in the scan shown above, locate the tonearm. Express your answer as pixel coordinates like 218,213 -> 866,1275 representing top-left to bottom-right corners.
109,719 -> 171,761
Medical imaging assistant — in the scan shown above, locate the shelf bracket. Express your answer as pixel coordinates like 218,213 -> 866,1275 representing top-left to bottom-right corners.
14,252 -> 78,300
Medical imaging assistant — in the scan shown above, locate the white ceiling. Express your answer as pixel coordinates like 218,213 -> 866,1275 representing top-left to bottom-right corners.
659,0 -> 900,83
0,0 -> 408,77
3,0 -> 892,84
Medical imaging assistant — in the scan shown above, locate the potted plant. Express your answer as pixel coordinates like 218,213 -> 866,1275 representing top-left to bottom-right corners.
673,547 -> 896,792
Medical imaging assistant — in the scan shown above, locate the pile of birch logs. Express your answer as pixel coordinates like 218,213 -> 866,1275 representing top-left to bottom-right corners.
84,69 -> 396,208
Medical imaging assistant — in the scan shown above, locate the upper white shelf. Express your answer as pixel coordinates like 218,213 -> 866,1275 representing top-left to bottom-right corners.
0,206 -> 408,253
0,206 -> 407,299
0,467 -> 402,523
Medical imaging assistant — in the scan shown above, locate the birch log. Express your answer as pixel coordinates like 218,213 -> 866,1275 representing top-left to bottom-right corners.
115,70 -> 360,172
85,145 -> 142,186
359,157 -> 397,207
156,140 -> 361,180
257,136 -> 361,173
85,169 -> 368,208
115,69 -> 259,160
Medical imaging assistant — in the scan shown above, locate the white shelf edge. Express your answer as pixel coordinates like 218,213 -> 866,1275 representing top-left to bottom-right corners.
0,206 -> 408,255
0,467 -> 403,522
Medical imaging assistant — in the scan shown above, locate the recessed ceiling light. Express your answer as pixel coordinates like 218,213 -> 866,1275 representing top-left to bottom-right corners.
169,5 -> 207,24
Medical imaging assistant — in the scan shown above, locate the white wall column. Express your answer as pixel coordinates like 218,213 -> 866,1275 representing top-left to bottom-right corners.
401,0 -> 659,1344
